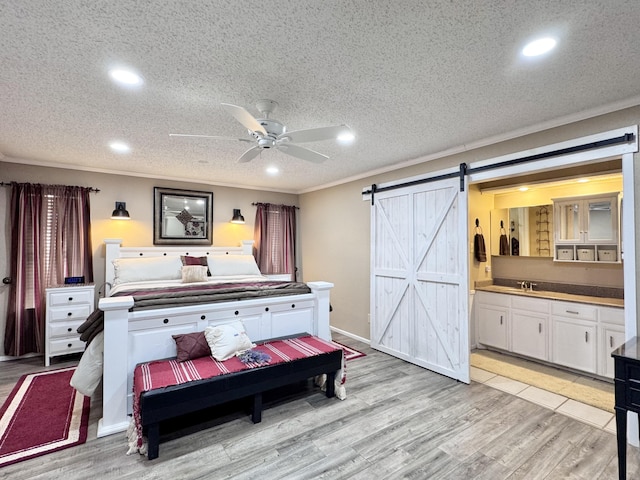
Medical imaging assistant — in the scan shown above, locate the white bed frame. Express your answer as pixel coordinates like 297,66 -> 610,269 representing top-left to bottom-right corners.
97,239 -> 333,438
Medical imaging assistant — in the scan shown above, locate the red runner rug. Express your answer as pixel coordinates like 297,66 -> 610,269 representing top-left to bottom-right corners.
331,341 -> 366,360
0,367 -> 90,468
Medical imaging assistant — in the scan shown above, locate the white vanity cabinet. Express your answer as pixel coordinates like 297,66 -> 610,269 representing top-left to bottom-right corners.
476,289 -> 623,379
511,296 -> 550,361
550,301 -> 598,374
598,306 -> 625,378
553,192 -> 620,262
476,292 -> 509,350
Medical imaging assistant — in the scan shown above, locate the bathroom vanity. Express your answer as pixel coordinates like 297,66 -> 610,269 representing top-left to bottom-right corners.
475,286 -> 624,379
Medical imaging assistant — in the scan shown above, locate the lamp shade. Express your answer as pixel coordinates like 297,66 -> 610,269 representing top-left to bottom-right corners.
111,202 -> 130,220
230,209 -> 245,224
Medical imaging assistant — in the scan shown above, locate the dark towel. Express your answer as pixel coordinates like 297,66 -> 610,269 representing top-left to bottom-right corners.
499,234 -> 509,256
511,237 -> 520,256
474,233 -> 487,262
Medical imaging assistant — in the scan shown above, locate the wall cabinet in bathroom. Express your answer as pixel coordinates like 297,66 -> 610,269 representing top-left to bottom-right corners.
553,192 -> 620,262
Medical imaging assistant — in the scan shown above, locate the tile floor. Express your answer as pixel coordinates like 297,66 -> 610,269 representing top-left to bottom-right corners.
470,365 -> 617,434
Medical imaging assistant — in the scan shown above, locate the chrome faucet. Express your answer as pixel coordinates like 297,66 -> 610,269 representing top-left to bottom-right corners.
517,280 -> 537,292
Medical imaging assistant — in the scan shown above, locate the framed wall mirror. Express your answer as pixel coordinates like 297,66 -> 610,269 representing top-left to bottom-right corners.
153,187 -> 213,245
490,205 -> 553,257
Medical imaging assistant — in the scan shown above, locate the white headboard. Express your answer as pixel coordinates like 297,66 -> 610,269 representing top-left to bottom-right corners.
103,239 -> 254,296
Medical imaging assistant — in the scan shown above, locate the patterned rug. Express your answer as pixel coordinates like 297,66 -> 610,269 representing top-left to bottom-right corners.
0,367 -> 90,467
331,341 -> 366,360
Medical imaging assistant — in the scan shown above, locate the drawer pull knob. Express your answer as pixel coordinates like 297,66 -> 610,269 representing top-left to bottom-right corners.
265,307 -> 269,312
67,328 -> 72,332
163,318 -> 169,324
566,310 -> 579,315
67,312 -> 72,317
235,311 -> 239,315
291,304 -> 296,309
67,343 -> 72,348
200,315 -> 206,320
68,297 -> 73,301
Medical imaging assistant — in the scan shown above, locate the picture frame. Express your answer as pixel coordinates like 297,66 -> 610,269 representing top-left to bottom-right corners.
153,187 -> 213,245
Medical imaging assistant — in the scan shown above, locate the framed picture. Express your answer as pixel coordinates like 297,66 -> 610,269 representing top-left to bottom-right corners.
153,187 -> 213,245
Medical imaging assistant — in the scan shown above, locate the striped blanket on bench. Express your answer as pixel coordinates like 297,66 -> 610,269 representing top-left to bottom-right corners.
128,335 -> 346,457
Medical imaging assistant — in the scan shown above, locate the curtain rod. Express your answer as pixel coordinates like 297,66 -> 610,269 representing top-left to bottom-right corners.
0,182 -> 100,192
251,202 -> 299,209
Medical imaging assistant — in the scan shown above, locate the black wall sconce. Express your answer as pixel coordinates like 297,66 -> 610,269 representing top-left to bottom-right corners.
111,202 -> 130,220
230,209 -> 245,224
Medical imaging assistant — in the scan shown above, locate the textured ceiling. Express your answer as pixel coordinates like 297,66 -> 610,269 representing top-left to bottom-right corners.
1,1 -> 640,193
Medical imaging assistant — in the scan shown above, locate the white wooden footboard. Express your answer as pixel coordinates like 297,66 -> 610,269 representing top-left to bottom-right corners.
96,239 -> 333,438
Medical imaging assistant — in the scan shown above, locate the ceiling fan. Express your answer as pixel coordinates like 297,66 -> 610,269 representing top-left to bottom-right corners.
170,99 -> 353,163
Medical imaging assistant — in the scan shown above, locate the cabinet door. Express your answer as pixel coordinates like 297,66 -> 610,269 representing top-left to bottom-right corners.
477,305 -> 508,350
556,200 -> 582,243
552,317 -> 597,374
511,311 -> 547,361
601,325 -> 625,379
586,196 -> 617,243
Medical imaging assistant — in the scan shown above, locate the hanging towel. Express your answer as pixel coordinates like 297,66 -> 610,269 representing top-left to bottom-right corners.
499,233 -> 509,256
511,237 -> 520,256
474,232 -> 487,262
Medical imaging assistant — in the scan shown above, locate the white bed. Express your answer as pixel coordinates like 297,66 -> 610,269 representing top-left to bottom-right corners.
93,238 -> 333,438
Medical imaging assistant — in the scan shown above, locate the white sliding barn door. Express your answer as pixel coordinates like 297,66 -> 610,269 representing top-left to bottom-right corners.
370,177 -> 469,383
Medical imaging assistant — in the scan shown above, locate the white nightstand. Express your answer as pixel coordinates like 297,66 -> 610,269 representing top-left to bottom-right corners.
45,284 -> 95,366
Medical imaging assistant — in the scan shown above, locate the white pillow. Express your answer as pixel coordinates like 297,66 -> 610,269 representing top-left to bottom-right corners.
207,254 -> 261,276
112,256 -> 183,285
181,265 -> 208,283
204,321 -> 255,361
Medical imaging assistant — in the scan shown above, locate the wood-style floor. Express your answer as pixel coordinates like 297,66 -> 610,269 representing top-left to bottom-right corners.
1,333 -> 639,480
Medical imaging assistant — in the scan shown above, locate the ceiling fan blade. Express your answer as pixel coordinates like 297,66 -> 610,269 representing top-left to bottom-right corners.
221,103 -> 267,135
169,133 -> 252,142
237,146 -> 262,163
278,144 -> 328,163
280,124 -> 351,143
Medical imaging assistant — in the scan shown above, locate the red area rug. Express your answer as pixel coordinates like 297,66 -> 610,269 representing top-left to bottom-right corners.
331,341 -> 366,360
0,367 -> 90,468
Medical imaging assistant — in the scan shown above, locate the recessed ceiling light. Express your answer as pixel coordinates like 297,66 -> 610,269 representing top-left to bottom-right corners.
577,178 -> 589,183
337,131 -> 355,144
266,166 -> 279,175
109,68 -> 143,86
522,37 -> 557,57
109,141 -> 130,153
518,187 -> 529,192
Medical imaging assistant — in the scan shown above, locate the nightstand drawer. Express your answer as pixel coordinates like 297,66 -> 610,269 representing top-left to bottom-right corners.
48,305 -> 92,322
49,337 -> 85,355
49,289 -> 93,306
49,320 -> 85,338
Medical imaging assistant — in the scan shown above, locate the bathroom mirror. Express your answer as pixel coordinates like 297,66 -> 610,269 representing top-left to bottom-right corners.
490,205 -> 553,257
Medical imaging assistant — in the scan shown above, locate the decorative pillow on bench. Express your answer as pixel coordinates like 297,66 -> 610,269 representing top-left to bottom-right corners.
204,321 -> 255,361
172,332 -> 211,362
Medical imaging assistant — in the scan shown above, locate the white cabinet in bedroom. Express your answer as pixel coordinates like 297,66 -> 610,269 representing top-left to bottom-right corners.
45,284 -> 95,366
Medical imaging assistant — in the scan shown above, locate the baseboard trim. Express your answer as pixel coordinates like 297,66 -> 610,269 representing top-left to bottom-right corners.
330,326 -> 370,345
0,352 -> 41,362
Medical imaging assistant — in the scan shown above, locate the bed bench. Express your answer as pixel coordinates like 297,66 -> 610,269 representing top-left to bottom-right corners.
135,334 -> 343,460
